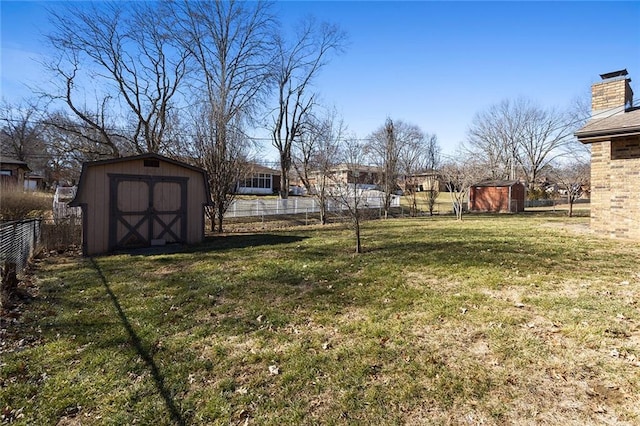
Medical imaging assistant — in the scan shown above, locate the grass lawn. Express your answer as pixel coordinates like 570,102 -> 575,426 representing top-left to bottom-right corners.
1,213 -> 639,425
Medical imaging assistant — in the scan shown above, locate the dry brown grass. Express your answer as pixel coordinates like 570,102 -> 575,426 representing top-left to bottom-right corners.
0,188 -> 52,221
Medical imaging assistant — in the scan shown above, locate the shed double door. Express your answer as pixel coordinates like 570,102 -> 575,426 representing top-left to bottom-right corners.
109,174 -> 188,250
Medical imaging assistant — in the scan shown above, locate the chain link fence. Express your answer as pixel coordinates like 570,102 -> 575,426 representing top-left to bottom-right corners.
1,219 -> 42,278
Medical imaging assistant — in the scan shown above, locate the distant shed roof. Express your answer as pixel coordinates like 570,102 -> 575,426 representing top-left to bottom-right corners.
472,180 -> 522,187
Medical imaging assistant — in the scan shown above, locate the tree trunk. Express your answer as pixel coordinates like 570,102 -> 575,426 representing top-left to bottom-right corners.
319,197 -> 327,225
279,154 -> 290,199
217,205 -> 225,233
354,220 -> 361,254
567,194 -> 574,218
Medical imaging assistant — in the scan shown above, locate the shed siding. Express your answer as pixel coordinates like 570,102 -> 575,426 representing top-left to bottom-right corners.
76,158 -> 208,255
470,183 -> 525,213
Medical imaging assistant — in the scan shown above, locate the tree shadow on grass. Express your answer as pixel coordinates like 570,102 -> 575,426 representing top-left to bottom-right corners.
113,234 -> 308,256
89,258 -> 186,426
197,233 -> 308,251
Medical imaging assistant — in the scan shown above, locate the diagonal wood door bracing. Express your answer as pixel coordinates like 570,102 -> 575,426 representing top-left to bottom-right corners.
108,174 -> 188,250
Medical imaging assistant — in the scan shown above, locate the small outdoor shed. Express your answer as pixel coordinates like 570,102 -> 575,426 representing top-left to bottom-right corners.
469,180 -> 525,213
70,153 -> 212,255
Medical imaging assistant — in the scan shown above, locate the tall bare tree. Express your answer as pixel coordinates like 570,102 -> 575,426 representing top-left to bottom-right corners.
367,118 -> 425,218
171,0 -> 275,231
464,98 -> 575,192
44,2 -> 188,156
271,17 -> 346,198
293,108 -> 344,224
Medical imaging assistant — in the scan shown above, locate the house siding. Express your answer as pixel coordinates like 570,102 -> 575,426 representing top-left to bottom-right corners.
589,136 -> 640,239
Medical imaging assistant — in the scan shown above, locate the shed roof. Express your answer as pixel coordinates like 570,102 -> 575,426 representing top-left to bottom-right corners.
472,180 -> 523,188
575,108 -> 640,142
70,153 -> 213,206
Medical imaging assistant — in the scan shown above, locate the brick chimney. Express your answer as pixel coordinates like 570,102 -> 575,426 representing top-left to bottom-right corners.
591,69 -> 634,117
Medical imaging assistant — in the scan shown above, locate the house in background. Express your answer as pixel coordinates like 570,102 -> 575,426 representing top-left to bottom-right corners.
236,164 -> 281,195
400,169 -> 444,194
307,163 -> 382,190
468,180 -> 526,213
24,173 -> 46,191
0,159 -> 30,188
575,69 -> 640,240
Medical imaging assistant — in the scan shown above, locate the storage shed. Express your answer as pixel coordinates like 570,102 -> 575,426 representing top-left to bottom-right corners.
468,180 -> 525,213
69,153 -> 212,255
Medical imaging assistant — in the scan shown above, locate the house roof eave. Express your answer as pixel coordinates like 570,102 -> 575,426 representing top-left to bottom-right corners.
575,126 -> 640,144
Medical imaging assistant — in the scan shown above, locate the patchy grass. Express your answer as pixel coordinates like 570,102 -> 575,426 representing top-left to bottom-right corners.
2,214 -> 639,425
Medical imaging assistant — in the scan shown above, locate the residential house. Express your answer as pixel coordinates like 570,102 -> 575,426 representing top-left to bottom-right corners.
575,69 -> 640,239
400,169 -> 444,194
24,174 -> 46,191
0,159 -> 30,188
307,163 -> 382,190
236,164 -> 281,195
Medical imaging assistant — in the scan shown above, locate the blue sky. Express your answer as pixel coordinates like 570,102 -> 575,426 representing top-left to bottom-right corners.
2,1 -> 640,158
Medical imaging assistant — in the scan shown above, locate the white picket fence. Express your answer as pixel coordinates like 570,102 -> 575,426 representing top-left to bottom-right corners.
226,191 -> 400,218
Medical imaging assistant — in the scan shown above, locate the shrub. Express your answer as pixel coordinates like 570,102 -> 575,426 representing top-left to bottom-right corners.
0,188 -> 52,221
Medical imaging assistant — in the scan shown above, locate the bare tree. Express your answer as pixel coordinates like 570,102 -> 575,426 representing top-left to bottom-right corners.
44,2 -> 189,156
463,101 -> 518,181
367,118 -> 425,218
44,110 -> 130,161
549,158 -> 590,217
0,100 -> 49,173
271,17 -> 346,198
190,105 -> 250,233
293,108 -> 344,224
328,138 -> 368,253
440,156 -> 485,220
172,0 -> 275,231
464,98 -> 575,192
398,132 -> 440,217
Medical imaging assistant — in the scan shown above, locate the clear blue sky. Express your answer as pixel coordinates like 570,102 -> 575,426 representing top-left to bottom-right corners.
2,1 -> 640,158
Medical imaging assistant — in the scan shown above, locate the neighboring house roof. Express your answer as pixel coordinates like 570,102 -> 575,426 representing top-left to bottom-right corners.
408,169 -> 440,178
0,158 -> 31,170
26,174 -> 45,180
472,180 -> 523,187
330,163 -> 382,173
575,107 -> 640,142
246,164 -> 280,175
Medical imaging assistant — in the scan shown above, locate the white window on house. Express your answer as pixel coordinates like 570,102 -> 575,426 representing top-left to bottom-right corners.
240,173 -> 272,189
0,170 -> 12,176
